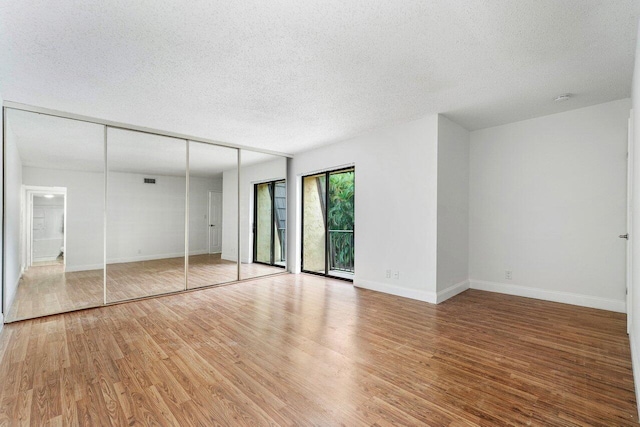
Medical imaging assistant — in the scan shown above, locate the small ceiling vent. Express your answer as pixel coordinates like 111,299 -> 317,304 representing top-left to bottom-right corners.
144,178 -> 156,184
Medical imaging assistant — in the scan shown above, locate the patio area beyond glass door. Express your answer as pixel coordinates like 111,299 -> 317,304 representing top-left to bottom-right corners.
302,168 -> 354,279
253,180 -> 286,268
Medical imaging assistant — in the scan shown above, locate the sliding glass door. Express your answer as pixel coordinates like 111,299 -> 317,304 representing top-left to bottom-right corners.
302,168 -> 354,279
253,180 -> 286,268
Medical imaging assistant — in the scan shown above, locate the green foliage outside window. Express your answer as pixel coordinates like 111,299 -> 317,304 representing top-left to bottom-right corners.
328,171 -> 354,271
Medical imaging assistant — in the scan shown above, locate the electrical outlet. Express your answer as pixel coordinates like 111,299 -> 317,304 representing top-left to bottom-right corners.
505,270 -> 512,280
393,271 -> 400,280
385,270 -> 391,279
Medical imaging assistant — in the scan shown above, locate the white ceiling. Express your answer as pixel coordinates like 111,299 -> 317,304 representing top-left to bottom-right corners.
1,1 -> 639,154
7,109 -> 281,177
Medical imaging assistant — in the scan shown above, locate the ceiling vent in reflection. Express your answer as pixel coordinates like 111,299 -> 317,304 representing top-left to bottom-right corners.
144,178 -> 156,184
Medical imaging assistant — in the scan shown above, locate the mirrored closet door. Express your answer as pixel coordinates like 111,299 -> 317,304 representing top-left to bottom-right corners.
105,128 -> 187,303
3,105 -> 289,322
187,141 -> 239,289
3,109 -> 105,322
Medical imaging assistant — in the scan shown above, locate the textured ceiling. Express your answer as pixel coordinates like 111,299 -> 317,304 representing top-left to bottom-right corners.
1,1 -> 639,154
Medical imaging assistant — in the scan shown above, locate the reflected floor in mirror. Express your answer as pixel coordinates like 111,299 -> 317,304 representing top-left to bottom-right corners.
106,254 -> 285,302
189,254 -> 283,289
6,262 -> 103,322
7,254 -> 285,321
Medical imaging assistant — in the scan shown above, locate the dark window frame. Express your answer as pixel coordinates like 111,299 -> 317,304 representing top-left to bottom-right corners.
300,167 -> 354,281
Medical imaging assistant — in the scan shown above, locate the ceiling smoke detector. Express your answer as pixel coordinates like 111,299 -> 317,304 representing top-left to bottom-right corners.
554,94 -> 571,102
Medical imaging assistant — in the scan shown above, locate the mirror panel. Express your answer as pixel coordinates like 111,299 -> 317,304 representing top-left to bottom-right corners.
187,141 -> 239,289
106,128 -> 186,302
239,151 -> 287,280
4,109 -> 105,321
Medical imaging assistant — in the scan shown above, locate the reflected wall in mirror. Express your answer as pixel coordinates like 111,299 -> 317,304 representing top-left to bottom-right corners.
239,151 -> 287,280
106,129 -> 186,302
4,109 -> 105,321
187,142 -> 238,289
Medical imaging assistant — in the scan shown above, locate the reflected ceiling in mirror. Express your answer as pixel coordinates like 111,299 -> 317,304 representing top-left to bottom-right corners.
6,109 -> 104,172
189,140 -> 237,178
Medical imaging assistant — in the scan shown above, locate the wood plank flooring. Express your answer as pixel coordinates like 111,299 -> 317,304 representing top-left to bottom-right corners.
0,273 -> 636,426
6,254 -> 284,322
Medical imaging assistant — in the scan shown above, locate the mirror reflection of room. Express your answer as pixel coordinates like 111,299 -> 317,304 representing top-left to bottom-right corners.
187,141 -> 239,289
4,109 -> 105,322
105,128 -> 187,302
3,108 -> 289,322
31,193 -> 66,267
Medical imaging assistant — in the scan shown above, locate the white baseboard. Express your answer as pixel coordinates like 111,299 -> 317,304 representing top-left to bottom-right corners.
0,313 -> 4,333
354,279 -> 437,304
630,331 -> 640,420
221,254 -> 238,263
108,250 -> 208,265
188,250 -> 209,257
469,279 -> 626,313
65,263 -> 104,273
4,277 -> 20,315
436,280 -> 470,303
33,256 -> 60,263
65,250 -> 210,272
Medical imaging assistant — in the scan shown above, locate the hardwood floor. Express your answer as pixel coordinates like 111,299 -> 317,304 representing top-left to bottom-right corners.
6,254 -> 284,322
0,273 -> 636,426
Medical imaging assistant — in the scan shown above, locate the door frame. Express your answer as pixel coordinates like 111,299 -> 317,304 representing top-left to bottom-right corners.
628,111 -> 634,334
208,190 -> 222,254
23,186 -> 67,270
300,166 -> 354,281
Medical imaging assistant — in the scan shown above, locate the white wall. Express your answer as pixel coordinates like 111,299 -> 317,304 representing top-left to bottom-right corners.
221,168 -> 238,262
108,172 -> 185,263
32,196 -> 65,261
23,167 -> 220,270
4,123 -> 23,313
629,20 -> 640,419
0,93 -> 3,325
107,172 -> 219,263
221,157 -> 286,263
469,99 -> 631,312
189,175 -> 223,254
436,115 -> 470,299
288,115 -> 440,302
24,167 -> 104,271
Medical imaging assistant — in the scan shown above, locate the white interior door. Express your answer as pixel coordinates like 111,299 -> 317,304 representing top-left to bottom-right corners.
209,191 -> 223,254
627,112 -> 634,334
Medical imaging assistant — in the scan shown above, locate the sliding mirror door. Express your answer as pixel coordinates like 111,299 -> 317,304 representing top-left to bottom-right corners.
3,105 -> 290,321
187,141 -> 239,289
4,109 -> 105,321
106,129 -> 186,302
239,151 -> 287,280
